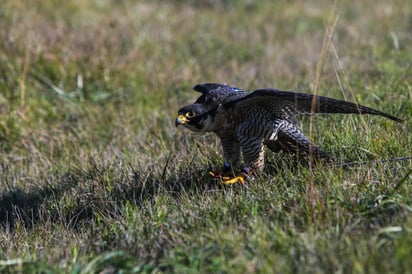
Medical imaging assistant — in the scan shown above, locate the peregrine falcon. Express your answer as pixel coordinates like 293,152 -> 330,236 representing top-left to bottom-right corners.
176,83 -> 402,184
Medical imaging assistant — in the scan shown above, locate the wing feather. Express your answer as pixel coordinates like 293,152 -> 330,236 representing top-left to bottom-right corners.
193,83 -> 249,108
223,88 -> 402,122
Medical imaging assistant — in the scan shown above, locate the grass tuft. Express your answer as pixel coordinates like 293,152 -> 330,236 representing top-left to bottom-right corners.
0,0 -> 411,272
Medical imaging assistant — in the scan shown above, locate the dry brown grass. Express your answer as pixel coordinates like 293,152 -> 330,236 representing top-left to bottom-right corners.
0,0 -> 411,272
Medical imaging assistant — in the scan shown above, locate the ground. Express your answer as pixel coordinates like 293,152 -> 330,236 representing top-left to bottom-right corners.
0,0 -> 411,273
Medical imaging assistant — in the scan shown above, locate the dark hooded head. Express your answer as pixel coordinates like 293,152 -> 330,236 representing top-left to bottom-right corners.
175,103 -> 216,132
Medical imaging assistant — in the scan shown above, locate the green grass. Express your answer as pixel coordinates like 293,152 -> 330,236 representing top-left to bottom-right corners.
0,0 -> 411,273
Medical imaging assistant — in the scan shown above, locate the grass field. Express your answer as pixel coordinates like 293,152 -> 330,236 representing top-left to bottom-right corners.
0,0 -> 411,273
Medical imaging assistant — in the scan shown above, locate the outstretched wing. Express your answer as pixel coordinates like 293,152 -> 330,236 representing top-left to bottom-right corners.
223,88 -> 402,123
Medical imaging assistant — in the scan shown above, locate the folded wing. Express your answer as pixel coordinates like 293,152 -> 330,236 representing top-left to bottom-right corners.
223,88 -> 403,123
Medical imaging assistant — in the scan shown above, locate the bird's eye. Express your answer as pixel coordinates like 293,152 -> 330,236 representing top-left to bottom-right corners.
185,111 -> 195,118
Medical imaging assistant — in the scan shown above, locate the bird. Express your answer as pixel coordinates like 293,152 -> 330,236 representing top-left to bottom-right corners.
175,83 -> 403,184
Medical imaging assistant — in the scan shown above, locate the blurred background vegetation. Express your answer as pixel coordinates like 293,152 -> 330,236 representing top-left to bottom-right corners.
0,0 -> 411,272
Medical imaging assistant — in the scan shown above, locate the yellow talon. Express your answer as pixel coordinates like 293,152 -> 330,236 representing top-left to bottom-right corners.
209,171 -> 246,185
221,175 -> 245,185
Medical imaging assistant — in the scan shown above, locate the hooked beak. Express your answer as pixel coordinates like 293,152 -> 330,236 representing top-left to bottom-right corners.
175,115 -> 189,127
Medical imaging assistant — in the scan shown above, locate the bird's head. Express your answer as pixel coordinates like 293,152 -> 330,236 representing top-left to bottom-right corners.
175,83 -> 245,132
175,103 -> 215,132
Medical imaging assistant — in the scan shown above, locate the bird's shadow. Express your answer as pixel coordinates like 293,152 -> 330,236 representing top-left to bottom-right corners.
0,163 -> 224,232
0,152 -> 333,232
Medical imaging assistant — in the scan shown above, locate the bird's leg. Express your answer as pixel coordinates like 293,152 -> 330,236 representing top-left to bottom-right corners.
209,137 -> 240,179
219,137 -> 264,185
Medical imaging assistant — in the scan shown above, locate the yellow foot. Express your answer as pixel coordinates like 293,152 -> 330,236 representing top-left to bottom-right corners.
221,175 -> 245,185
209,171 -> 245,185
